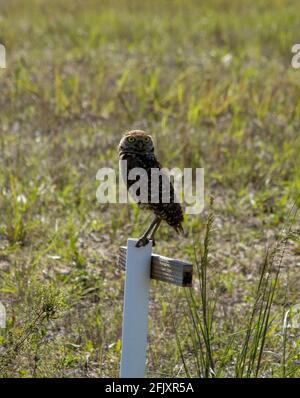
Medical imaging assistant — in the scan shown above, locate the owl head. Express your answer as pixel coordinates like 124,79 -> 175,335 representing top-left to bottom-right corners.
119,130 -> 154,154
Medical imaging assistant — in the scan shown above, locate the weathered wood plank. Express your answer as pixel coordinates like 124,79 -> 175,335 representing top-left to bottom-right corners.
118,246 -> 193,287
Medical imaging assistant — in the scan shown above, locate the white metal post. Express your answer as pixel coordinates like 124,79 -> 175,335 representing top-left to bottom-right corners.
120,238 -> 152,378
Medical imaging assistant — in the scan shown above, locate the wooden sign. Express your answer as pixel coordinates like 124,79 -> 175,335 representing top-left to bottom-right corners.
118,246 -> 193,287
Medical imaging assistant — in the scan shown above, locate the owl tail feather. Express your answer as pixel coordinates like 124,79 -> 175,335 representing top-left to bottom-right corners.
174,223 -> 184,235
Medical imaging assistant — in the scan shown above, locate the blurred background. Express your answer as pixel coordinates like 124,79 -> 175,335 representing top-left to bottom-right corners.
0,0 -> 299,377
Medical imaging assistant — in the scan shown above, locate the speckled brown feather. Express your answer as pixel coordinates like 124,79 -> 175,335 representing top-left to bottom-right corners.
119,130 -> 184,235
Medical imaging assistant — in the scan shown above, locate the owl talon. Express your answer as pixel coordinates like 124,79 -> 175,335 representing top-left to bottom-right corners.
136,237 -> 150,247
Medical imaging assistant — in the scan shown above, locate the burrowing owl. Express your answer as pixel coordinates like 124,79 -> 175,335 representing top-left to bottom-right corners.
119,130 -> 184,247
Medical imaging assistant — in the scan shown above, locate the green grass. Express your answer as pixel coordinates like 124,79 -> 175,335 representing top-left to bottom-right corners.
0,0 -> 300,377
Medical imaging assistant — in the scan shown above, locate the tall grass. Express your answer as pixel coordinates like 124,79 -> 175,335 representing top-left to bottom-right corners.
176,201 -> 299,378
175,199 -> 217,377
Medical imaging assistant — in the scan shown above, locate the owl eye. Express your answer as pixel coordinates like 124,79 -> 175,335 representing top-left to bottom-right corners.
127,136 -> 136,143
144,137 -> 150,143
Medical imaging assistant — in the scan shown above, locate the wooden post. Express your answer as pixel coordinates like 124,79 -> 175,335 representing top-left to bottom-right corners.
120,238 -> 152,378
119,239 -> 193,378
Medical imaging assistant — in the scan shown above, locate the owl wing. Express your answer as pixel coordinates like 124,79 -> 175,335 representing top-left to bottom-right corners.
146,156 -> 184,232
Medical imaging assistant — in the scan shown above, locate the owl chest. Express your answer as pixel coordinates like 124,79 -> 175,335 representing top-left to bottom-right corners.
119,153 -> 159,210
127,154 -> 154,172
120,153 -> 156,182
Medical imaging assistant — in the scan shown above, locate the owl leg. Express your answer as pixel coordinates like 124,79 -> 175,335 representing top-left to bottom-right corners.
136,216 -> 160,247
149,218 -> 162,247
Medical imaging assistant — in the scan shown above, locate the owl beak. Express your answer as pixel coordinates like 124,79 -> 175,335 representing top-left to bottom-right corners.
138,142 -> 144,150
